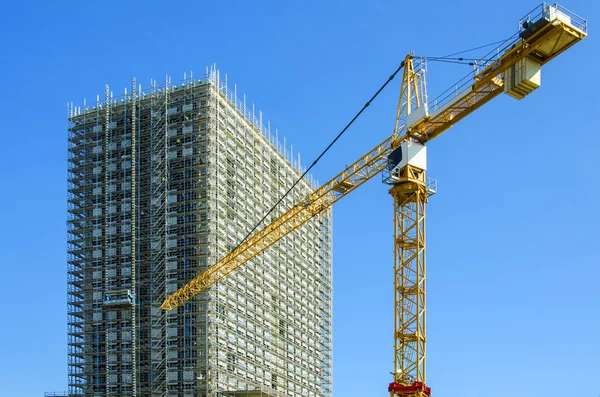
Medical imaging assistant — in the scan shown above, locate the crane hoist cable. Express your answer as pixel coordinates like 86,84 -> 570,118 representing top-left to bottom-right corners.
228,60 -> 406,262
423,32 -> 522,69
425,34 -> 519,61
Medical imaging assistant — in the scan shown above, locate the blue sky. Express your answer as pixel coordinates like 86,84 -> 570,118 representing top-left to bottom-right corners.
0,1 -> 598,396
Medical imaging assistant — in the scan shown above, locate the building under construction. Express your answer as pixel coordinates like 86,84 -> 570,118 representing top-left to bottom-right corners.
67,69 -> 333,397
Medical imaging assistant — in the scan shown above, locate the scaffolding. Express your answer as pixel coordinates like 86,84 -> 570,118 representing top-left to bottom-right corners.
67,69 -> 333,397
218,390 -> 278,397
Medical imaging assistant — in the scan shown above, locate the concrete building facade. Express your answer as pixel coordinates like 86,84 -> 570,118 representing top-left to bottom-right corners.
67,70 -> 333,397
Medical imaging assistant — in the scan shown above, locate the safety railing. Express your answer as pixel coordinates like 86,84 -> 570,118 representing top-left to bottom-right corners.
519,3 -> 587,34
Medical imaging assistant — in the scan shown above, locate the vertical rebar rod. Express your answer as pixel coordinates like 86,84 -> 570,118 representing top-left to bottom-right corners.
103,83 -> 110,395
131,77 -> 138,397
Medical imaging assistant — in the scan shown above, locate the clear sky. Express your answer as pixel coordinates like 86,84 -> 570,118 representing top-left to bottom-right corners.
0,1 -> 598,396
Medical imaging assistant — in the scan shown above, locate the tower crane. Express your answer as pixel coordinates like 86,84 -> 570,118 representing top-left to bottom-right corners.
161,3 -> 587,396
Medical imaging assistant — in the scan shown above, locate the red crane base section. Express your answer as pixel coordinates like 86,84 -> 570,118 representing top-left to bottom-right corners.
388,381 -> 431,396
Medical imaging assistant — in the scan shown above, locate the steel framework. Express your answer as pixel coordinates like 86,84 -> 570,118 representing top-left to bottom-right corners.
160,6 -> 586,397
387,56 -> 432,396
388,166 -> 429,397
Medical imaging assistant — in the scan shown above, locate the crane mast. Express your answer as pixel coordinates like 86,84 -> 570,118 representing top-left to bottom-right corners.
161,3 -> 587,396
386,57 -> 432,396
